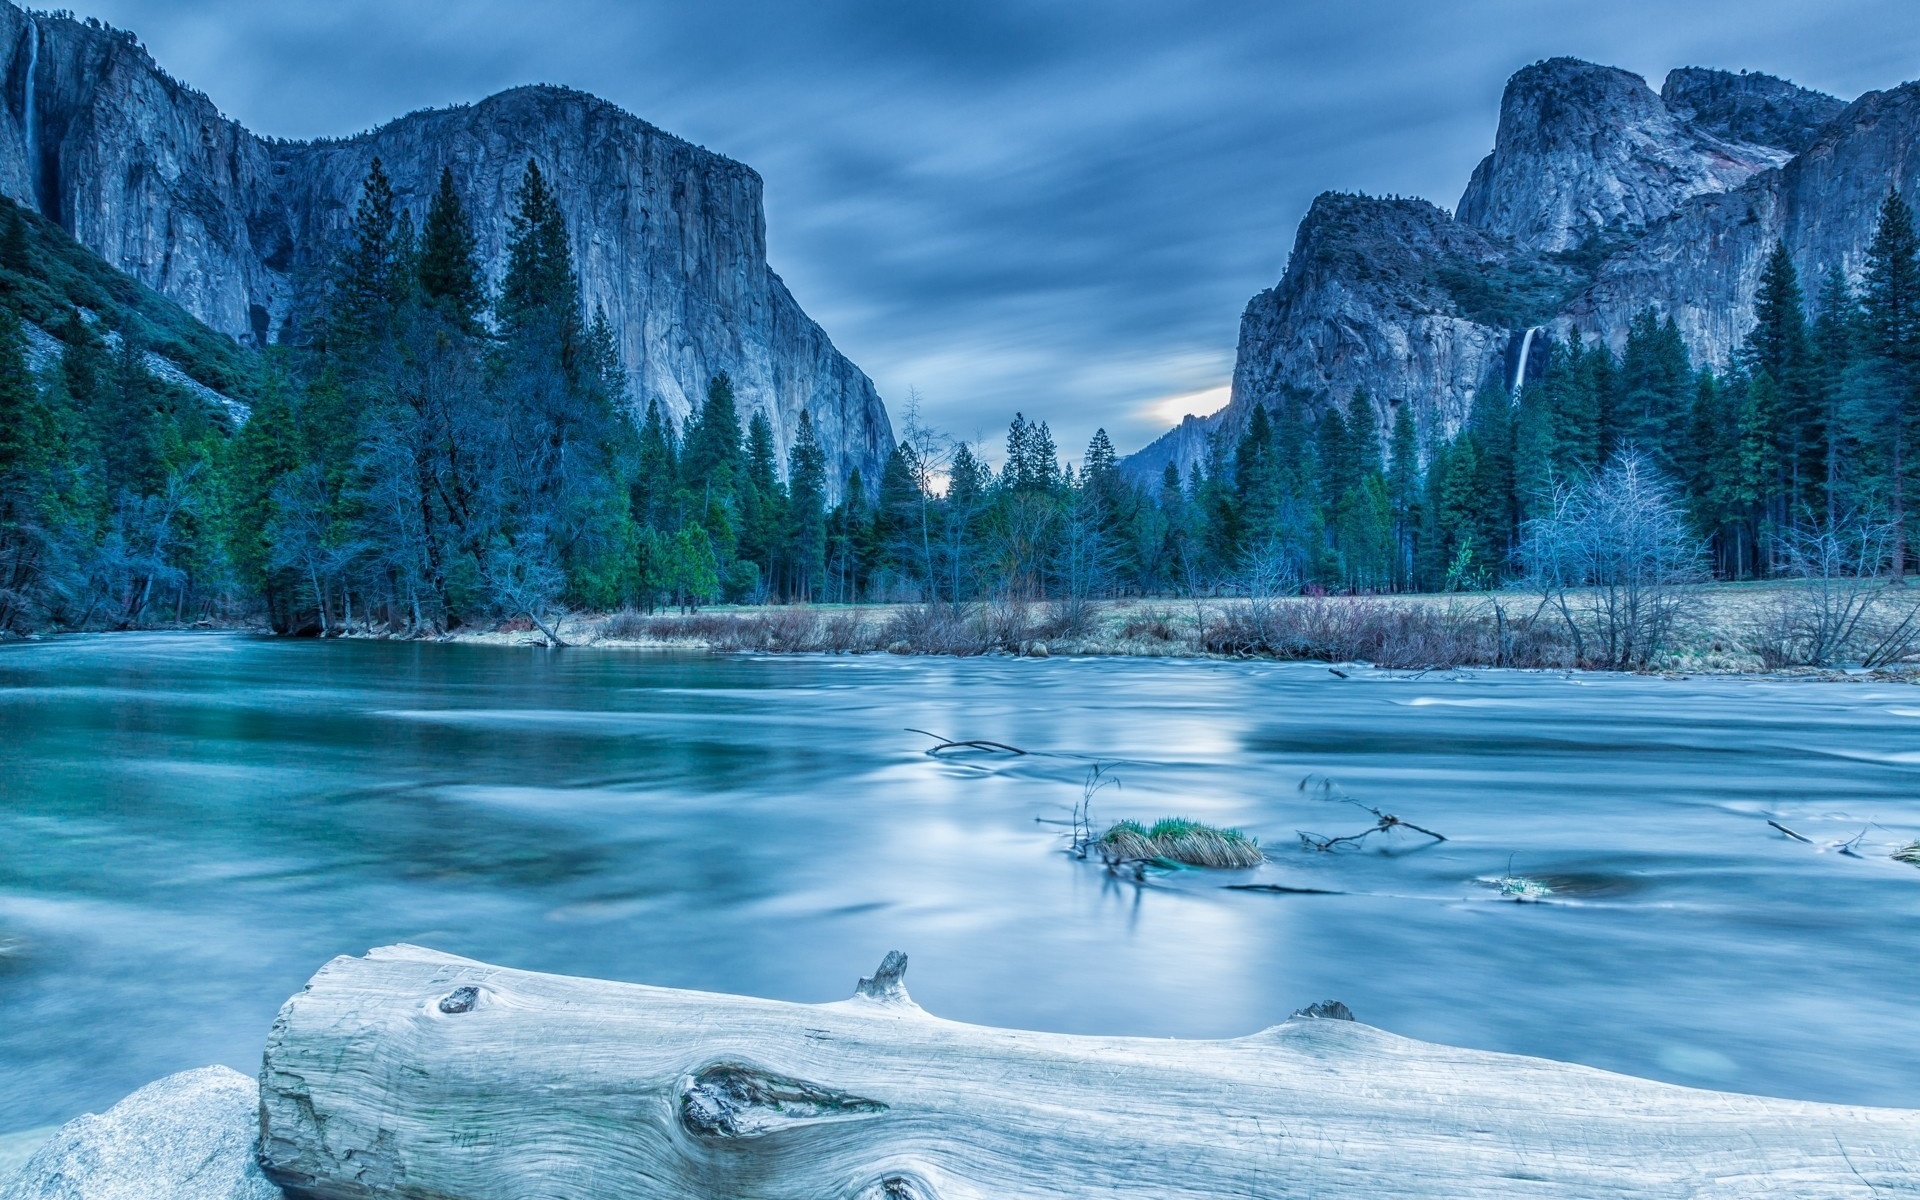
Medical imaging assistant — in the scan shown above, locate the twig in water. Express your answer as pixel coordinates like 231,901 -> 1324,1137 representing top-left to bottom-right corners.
1767,819 -> 1813,844
907,728 -> 1027,756
1296,774 -> 1447,852
1327,667 -> 1349,679
1069,764 -> 1120,859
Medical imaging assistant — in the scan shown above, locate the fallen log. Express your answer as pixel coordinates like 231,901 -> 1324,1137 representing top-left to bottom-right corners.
260,944 -> 1919,1199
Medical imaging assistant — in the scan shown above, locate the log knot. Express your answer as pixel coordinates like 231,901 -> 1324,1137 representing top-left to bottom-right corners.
856,1173 -> 938,1200
854,951 -> 911,1005
678,1063 -> 887,1139
437,986 -> 481,1015
1291,1000 -> 1355,1021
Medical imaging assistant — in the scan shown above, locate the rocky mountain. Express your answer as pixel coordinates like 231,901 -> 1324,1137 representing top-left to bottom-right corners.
1127,57 -> 1910,479
0,2 -> 891,489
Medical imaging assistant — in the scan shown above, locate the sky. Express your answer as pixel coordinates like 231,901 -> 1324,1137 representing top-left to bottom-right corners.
68,0 -> 1920,461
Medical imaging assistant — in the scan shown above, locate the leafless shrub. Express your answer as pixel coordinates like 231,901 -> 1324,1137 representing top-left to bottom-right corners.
1520,451 -> 1706,668
820,609 -> 874,653
1199,595 -> 1572,669
882,601 -> 995,656
598,609 -> 652,640
1121,608 -> 1180,642
1738,518 -> 1920,668
1745,519 -> 1896,667
976,597 -> 1038,652
1035,595 -> 1099,641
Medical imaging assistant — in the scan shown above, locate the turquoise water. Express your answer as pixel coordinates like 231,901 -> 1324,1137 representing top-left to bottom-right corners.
1,632 -> 1917,1131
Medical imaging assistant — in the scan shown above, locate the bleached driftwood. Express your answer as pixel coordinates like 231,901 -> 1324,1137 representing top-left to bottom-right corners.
259,944 -> 1919,1199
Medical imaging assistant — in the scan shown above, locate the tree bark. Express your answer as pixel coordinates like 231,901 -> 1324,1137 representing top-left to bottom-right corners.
258,945 -> 1917,1200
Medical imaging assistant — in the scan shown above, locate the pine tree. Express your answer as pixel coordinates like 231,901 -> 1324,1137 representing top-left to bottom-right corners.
740,408 -> 784,582
331,157 -> 404,349
786,410 -> 827,600
1857,189 -> 1920,574
1437,436 -> 1483,589
1810,269 -> 1857,525
1743,244 -> 1819,524
1547,333 -> 1603,473
1232,404 -> 1280,552
1464,379 -> 1515,568
630,398 -> 679,531
581,306 -> 624,409
417,166 -> 484,327
496,159 -> 582,365
1619,310 -> 1694,479
1084,428 -> 1117,479
681,373 -> 743,500
1386,401 -> 1421,587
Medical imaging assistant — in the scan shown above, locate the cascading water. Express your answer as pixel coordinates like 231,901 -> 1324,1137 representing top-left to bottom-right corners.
21,18 -> 37,205
1510,326 -> 1539,394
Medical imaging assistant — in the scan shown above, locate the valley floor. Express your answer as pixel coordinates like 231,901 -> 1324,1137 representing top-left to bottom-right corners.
448,582 -> 1920,679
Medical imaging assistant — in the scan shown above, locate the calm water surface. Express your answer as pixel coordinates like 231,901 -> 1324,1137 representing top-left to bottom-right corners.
1,632 -> 1917,1131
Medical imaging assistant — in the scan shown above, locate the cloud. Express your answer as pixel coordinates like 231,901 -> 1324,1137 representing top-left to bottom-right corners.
75,0 -> 1920,459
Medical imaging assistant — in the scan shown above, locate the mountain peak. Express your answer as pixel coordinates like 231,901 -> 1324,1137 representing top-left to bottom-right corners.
1457,55 -> 1787,253
1660,67 -> 1847,156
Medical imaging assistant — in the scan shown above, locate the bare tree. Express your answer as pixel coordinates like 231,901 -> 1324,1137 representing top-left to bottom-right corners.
1745,516 -> 1898,666
1521,451 -> 1706,668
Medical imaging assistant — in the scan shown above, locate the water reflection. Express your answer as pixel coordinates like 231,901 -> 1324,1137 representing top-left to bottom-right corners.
0,633 -> 1916,1132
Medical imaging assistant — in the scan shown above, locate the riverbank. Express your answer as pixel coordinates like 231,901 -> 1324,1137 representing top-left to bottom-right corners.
449,585 -> 1920,678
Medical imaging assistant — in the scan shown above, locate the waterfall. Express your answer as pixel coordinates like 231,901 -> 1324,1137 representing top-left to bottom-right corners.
1510,326 -> 1539,394
21,18 -> 37,206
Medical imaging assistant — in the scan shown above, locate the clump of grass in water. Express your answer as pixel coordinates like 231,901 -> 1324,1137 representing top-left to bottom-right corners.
1099,818 -> 1263,869
1895,842 -> 1920,867
1477,874 -> 1553,902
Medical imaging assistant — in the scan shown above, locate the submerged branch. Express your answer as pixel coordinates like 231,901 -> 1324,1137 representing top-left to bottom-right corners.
1296,774 -> 1447,852
907,728 -> 1027,756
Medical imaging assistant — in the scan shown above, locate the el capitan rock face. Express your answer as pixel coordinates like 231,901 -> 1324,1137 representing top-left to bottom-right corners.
1126,58 -> 1908,479
0,3 -> 890,488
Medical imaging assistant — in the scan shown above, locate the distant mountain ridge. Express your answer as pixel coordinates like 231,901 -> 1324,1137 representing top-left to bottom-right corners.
0,3 -> 892,489
1126,58 -> 1909,480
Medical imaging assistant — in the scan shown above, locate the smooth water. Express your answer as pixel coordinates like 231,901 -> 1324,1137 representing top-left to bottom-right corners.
1,633 -> 1917,1132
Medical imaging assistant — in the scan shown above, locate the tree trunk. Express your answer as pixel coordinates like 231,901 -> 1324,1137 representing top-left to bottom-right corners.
259,945 -> 1918,1200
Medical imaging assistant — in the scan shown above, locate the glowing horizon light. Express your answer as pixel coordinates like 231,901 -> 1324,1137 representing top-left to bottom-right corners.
1144,384 -> 1231,429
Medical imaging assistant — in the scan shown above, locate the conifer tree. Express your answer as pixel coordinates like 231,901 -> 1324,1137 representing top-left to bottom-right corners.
681,373 -> 743,501
1619,310 -> 1694,479
332,157 -> 403,349
787,410 -> 827,599
1811,269 -> 1857,525
1856,189 -> 1920,574
417,166 -> 484,327
496,159 -> 581,365
630,398 -> 678,532
1387,401 -> 1421,586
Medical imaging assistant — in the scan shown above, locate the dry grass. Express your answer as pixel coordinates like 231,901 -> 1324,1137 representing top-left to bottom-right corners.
473,584 -> 1920,675
1099,818 -> 1263,869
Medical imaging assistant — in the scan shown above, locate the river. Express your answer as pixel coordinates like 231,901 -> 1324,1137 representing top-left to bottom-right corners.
1,632 -> 1916,1133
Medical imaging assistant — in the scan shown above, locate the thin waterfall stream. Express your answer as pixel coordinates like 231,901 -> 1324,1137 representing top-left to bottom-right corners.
1511,326 -> 1539,393
21,20 -> 35,192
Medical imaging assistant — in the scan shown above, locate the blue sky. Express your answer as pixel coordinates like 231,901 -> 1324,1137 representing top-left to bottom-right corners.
75,0 -> 1920,460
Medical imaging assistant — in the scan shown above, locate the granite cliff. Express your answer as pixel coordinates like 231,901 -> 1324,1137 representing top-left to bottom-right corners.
1129,56 -> 1910,478
0,3 -> 891,488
